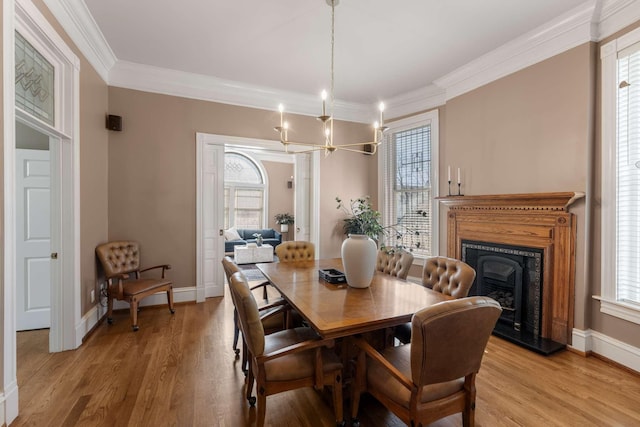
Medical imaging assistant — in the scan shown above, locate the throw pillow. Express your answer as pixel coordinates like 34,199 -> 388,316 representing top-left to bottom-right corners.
224,227 -> 242,241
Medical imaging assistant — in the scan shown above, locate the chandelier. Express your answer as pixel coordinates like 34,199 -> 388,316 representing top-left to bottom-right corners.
274,0 -> 387,156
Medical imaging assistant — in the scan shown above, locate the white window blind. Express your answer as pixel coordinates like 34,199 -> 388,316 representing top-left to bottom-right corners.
224,152 -> 266,229
616,44 -> 640,304
381,120 -> 435,257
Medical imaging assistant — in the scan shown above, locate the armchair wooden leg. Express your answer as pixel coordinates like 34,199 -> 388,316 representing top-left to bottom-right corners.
242,340 -> 249,374
256,390 -> 266,427
167,287 -> 175,314
233,308 -> 240,356
130,298 -> 139,331
107,293 -> 114,325
246,365 -> 256,406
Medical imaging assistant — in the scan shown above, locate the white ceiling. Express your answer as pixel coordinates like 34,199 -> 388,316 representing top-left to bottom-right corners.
83,0 -> 588,109
42,0 -> 635,120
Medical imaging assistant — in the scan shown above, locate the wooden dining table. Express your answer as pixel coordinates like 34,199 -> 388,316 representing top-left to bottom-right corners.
256,258 -> 451,340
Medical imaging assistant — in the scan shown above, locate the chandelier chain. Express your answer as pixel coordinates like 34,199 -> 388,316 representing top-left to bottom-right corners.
330,0 -> 335,112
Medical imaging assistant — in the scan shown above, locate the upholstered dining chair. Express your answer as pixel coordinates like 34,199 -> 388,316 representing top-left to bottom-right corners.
275,241 -> 315,262
221,257 -> 286,370
375,249 -> 414,280
95,240 -> 174,331
395,256 -> 477,344
351,296 -> 502,427
229,271 -> 345,427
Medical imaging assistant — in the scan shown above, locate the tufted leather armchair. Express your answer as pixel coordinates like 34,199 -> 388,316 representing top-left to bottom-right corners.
351,297 -> 501,427
422,256 -> 476,298
95,241 -> 174,331
229,271 -> 345,427
395,256 -> 476,344
375,249 -> 414,280
275,241 -> 315,262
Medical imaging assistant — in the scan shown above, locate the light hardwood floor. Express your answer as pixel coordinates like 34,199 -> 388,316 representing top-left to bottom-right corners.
13,290 -> 640,427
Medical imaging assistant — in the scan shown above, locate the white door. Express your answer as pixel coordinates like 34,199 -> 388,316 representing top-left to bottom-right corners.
294,153 -> 311,242
197,138 -> 225,300
16,148 -> 51,330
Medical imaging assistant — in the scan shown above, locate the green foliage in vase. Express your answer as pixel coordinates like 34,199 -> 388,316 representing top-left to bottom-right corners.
274,213 -> 295,225
336,196 -> 384,240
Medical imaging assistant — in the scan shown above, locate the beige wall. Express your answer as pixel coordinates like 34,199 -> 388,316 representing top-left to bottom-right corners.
32,0 -> 109,315
441,43 -> 595,339
263,160 -> 294,233
107,87 -> 372,287
319,148 -> 377,258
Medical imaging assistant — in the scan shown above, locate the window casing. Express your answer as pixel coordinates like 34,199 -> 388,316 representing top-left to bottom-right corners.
600,28 -> 640,324
379,110 -> 439,258
224,152 -> 266,229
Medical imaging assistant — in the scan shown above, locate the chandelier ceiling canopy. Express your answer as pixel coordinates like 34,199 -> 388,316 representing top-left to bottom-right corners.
274,0 -> 387,156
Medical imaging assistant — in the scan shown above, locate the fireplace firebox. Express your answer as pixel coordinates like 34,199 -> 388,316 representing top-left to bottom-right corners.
461,241 -> 562,354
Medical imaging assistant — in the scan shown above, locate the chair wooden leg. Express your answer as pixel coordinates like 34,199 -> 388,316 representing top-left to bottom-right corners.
167,287 -> 175,314
246,364 -> 256,406
242,340 -> 249,374
463,375 -> 476,427
233,308 -> 240,356
130,298 -> 139,331
256,389 -> 266,427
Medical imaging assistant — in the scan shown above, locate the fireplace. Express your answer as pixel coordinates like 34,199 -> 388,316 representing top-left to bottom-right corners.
461,241 -> 560,354
439,192 -> 584,354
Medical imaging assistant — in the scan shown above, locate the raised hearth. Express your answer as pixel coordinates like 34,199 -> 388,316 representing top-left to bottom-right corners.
439,192 -> 584,352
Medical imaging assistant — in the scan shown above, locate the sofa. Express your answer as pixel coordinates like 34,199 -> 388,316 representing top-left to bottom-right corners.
224,227 -> 282,253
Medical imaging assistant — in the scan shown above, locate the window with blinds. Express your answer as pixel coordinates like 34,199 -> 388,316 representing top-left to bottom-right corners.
616,43 -> 640,305
380,111 -> 438,258
224,152 -> 266,229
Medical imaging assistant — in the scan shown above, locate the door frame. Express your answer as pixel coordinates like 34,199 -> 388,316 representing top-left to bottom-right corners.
195,132 -> 319,301
3,0 -> 81,423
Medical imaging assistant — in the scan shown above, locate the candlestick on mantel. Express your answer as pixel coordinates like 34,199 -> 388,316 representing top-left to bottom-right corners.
457,168 -> 461,184
447,166 -> 451,182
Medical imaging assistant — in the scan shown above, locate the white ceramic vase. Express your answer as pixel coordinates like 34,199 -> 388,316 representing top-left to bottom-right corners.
341,234 -> 377,288
280,223 -> 289,233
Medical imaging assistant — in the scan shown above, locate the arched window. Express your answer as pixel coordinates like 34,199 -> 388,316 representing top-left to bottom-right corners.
224,152 -> 266,229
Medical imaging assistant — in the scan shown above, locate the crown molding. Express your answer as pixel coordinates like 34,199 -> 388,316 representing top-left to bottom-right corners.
42,0 -> 115,83
384,84 -> 446,120
597,0 -> 640,40
109,60 -> 372,123
37,0 -> 640,119
434,1 -> 597,101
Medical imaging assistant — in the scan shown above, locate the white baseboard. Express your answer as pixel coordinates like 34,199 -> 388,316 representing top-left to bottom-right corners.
1,379 -> 19,425
571,328 -> 640,373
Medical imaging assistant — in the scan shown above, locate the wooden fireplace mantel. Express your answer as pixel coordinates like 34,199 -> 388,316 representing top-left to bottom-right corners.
438,192 -> 584,345
437,191 -> 585,211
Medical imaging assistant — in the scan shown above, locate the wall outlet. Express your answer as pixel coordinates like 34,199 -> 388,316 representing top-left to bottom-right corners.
90,289 -> 95,303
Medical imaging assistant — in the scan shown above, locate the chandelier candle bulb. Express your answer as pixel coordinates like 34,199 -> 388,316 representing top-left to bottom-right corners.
321,90 -> 327,116
278,104 -> 284,128
379,102 -> 385,126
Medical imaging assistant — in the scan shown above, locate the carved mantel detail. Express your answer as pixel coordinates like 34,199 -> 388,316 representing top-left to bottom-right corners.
438,192 -> 585,345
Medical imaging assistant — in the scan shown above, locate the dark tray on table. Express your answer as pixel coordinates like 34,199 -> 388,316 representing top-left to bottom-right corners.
319,268 -> 347,284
